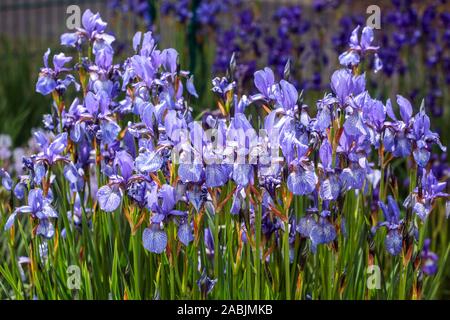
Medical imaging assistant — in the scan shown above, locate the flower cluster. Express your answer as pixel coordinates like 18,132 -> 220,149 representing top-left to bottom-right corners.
1,9 -> 448,300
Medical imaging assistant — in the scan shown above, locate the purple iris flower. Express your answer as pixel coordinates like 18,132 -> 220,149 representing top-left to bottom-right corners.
0,168 -> 13,191
161,48 -> 179,76
411,104 -> 446,167
297,210 -> 318,239
330,68 -> 365,106
96,151 -> 135,212
62,194 -> 91,237
314,94 -> 338,133
405,169 -> 448,221
212,77 -> 236,99
383,95 -> 414,158
421,239 -> 438,276
362,96 -> 386,147
36,49 -> 78,96
288,166 -> 318,196
34,132 -> 68,166
373,196 -> 404,256
197,270 -> 217,297
142,184 -> 190,253
186,184 -> 208,213
135,149 -> 164,174
61,9 -> 115,50
0,134 -> 12,160
339,26 -> 380,68
148,184 -> 186,224
384,95 -> 445,163
5,188 -> 58,239
344,91 -> 372,137
310,210 -> 337,250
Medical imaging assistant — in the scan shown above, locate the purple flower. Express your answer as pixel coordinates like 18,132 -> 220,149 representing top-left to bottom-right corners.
148,184 -> 186,224
197,270 -> 217,296
373,196 -> 404,256
61,9 -> 114,49
0,168 -> 12,191
5,189 -> 58,239
406,169 -> 448,221
34,132 -> 68,166
287,165 -> 318,196
421,239 -> 438,275
310,210 -> 336,249
0,134 -> 12,160
411,103 -> 446,167
330,69 -> 365,106
297,213 -> 317,238
36,49 -> 78,96
339,26 -> 380,68
212,77 -> 235,98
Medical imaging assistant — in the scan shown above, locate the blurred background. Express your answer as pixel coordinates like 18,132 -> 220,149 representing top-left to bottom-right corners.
0,0 -> 448,152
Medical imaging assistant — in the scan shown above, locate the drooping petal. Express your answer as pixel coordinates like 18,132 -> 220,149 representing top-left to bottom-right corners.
135,150 -> 163,173
61,32 -> 78,47
178,163 -> 203,183
413,148 -> 430,168
287,170 -> 318,195
132,31 -> 142,52
64,163 -> 80,184
296,215 -> 317,238
387,196 -> 401,222
36,219 -> 55,239
97,185 -> 122,212
36,76 -> 56,96
48,133 -> 68,156
143,226 -> 167,254
0,169 -> 12,191
393,137 -> 412,158
385,98 -> 397,121
385,230 -> 402,256
232,164 -> 252,187
339,168 -> 355,192
205,164 -> 229,188
413,202 -> 429,221
319,175 -> 340,201
339,50 -> 360,67
100,120 -> 120,145
177,223 -> 194,246
344,112 -> 367,136
310,220 -> 336,245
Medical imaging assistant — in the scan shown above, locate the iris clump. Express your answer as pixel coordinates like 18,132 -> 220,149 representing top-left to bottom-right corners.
0,9 -> 448,300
